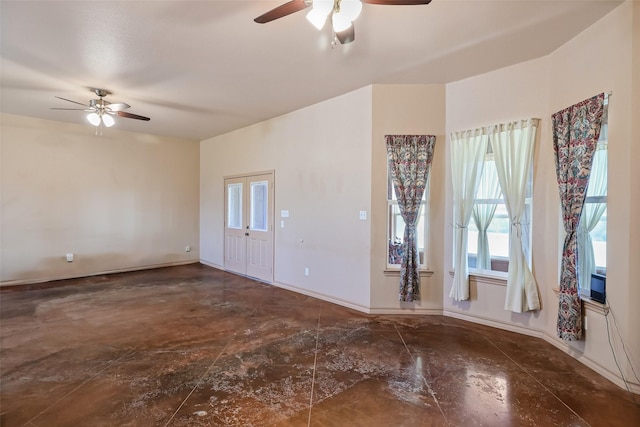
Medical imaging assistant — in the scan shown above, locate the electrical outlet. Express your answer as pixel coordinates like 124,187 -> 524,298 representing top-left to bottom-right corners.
66,253 -> 74,262
185,246 -> 191,252
304,267 -> 309,276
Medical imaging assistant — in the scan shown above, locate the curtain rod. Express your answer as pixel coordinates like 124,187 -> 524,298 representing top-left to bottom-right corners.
451,118 -> 540,136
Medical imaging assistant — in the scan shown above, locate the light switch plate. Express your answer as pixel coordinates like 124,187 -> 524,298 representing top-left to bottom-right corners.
359,211 -> 367,220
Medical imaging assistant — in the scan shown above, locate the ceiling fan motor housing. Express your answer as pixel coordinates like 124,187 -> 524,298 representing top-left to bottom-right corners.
93,88 -> 111,98
89,99 -> 110,110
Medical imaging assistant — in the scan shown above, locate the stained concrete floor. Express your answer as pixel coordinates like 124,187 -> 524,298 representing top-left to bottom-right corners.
1,264 -> 638,426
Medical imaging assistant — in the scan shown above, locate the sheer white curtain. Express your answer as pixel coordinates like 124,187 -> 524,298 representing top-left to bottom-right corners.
577,129 -> 607,292
450,128 -> 488,301
491,119 -> 540,313
471,152 -> 501,270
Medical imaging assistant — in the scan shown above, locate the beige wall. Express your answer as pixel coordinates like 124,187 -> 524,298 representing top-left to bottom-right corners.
548,0 -> 637,387
629,0 -> 640,381
1,0 -> 635,392
200,84 -> 447,313
198,1 -> 638,384
444,57 -> 549,332
444,1 -> 638,390
200,87 -> 373,310
0,114 -> 200,284
370,84 -> 446,312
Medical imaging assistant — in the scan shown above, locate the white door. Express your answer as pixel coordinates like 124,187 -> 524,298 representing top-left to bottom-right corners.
224,177 -> 247,275
224,173 -> 274,282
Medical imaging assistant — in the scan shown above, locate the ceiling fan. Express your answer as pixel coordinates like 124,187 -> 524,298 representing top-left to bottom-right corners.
51,88 -> 150,130
254,0 -> 432,45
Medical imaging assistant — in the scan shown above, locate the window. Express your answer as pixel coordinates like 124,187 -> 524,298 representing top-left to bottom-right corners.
250,181 -> 268,232
386,171 -> 428,268
578,104 -> 608,295
227,183 -> 243,229
467,142 -> 533,273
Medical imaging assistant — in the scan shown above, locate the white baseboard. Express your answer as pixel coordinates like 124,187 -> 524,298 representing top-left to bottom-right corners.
443,310 -> 546,339
443,309 -> 640,394
268,283 -> 639,394
205,268 -> 639,394
272,281 -> 371,314
272,281 -> 444,316
199,259 -> 224,270
368,307 -> 443,315
4,261 -> 637,395
0,260 -> 199,287
543,333 -> 640,394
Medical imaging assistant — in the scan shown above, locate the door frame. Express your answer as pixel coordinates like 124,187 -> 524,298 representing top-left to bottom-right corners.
223,170 -> 275,283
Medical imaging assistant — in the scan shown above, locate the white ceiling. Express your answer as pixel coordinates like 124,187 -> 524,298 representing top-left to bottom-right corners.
0,0 -> 621,141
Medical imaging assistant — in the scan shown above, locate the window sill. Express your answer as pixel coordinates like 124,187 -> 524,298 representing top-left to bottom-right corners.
552,288 -> 609,315
384,268 -> 434,277
448,269 -> 508,286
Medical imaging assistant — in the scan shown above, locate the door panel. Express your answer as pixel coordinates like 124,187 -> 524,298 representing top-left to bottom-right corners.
246,174 -> 273,282
224,177 -> 247,276
225,235 -> 245,275
224,173 -> 274,283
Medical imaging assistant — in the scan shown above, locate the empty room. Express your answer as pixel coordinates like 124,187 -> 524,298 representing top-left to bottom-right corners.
1,1 -> 639,426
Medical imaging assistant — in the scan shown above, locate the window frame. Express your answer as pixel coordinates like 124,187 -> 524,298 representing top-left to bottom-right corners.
577,112 -> 608,296
466,145 -> 534,274
385,171 -> 430,270
467,197 -> 509,272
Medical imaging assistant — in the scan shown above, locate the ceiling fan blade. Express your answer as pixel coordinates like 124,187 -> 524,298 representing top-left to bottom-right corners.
362,0 -> 432,5
336,25 -> 355,44
117,111 -> 150,121
107,102 -> 131,112
50,108 -> 92,111
54,96 -> 90,107
254,0 -> 310,23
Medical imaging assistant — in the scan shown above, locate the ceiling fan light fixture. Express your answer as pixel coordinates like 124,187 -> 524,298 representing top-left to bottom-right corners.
306,0 -> 333,30
54,89 -> 149,130
314,0 -> 334,15
338,0 -> 362,22
332,12 -> 352,33
87,112 -> 101,126
306,9 -> 328,30
102,114 -> 115,128
254,0 -> 433,44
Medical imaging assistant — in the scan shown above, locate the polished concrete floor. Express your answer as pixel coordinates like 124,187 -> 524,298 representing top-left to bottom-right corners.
1,264 -> 638,426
